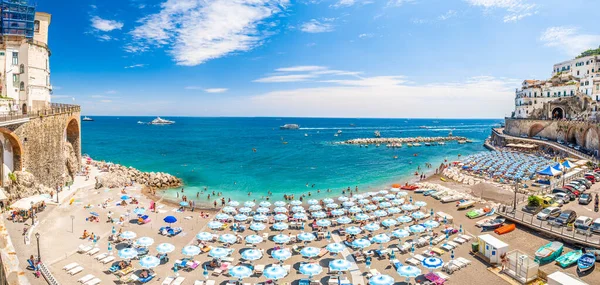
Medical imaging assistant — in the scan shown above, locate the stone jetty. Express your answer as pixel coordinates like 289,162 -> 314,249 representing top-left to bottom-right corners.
93,160 -> 182,190
339,136 -> 468,145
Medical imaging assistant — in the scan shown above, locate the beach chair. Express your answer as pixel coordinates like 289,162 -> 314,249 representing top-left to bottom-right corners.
447,241 -> 459,248
101,256 -> 115,264
328,276 -> 338,284
194,281 -> 205,285
436,272 -> 450,280
63,262 -> 78,271
424,272 -> 445,285
162,276 -> 175,285
78,245 -> 93,254
282,265 -> 291,273
69,266 -> 84,275
172,277 -> 185,285
432,248 -> 445,256
255,264 -> 265,274
318,248 -> 329,258
391,259 -> 402,270
366,269 -> 380,278
457,257 -> 471,266
262,233 -> 269,240
433,236 -> 445,245
87,248 -> 100,256
78,274 -> 95,284
85,278 -> 101,285
206,280 -> 216,285
440,243 -> 454,251
201,246 -> 212,253
406,258 -> 420,266
139,273 -> 155,283
117,266 -> 134,276
187,260 -> 200,270
414,254 -> 426,262
453,237 -> 466,244
94,253 -> 108,260
459,235 -> 472,241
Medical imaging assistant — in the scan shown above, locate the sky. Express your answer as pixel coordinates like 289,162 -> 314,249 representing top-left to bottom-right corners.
39,0 -> 600,118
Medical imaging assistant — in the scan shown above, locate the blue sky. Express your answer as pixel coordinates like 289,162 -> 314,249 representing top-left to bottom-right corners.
39,0 -> 600,118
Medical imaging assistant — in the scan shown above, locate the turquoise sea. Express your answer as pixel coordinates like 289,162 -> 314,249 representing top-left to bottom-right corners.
81,117 -> 501,203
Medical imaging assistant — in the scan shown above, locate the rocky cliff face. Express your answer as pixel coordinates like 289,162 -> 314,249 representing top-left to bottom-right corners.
64,142 -> 79,178
93,161 -> 182,190
4,171 -> 54,200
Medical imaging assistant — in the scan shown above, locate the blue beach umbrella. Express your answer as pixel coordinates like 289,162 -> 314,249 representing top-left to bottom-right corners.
234,214 -> 248,221
409,196 -> 413,203
274,201 -> 287,207
228,201 -> 240,207
364,223 -> 380,232
297,232 -> 316,242
244,201 -> 256,207
343,201 -> 356,207
374,210 -> 388,217
423,220 -> 440,229
253,214 -> 268,222
312,211 -> 326,218
215,213 -> 231,220
223,206 -> 237,213
163,216 -> 177,224
371,196 -> 384,202
355,213 -> 370,221
323,198 -> 334,204
274,206 -> 288,213
290,200 -> 303,206
274,214 -> 288,221
409,225 -> 426,234
348,206 -> 362,213
326,242 -> 346,253
391,199 -> 403,205
292,206 -> 305,213
371,234 -> 390,244
309,205 -> 322,211
317,219 -> 332,227
299,263 -> 323,278
392,229 -> 410,239
179,201 -> 189,207
120,195 -> 130,200
111,226 -> 116,234
397,265 -> 422,280
329,259 -> 351,272
182,245 -> 201,257
241,249 -> 263,261
156,243 -> 175,254
402,204 -> 416,211
346,226 -> 362,235
379,202 -> 392,208
358,199 -> 370,205
197,232 -> 214,241
133,208 -> 145,215
208,221 -> 223,230
307,199 -> 319,205
351,238 -> 372,249
259,201 -> 271,207
331,209 -> 345,216
415,201 -> 427,207
239,207 -> 252,213
300,246 -> 321,258
422,257 -> 444,271
396,191 -> 409,197
271,249 -> 292,261
135,237 -> 154,247
368,274 -> 395,285
139,256 -> 160,269
208,247 -> 229,258
381,218 -> 397,227
411,211 -> 426,220
118,248 -> 138,260
272,234 -> 291,244
263,266 -> 288,280
218,234 -> 236,244
397,216 -> 412,224
336,216 -> 352,224
245,234 -> 264,244
385,194 -> 396,199
451,249 -> 455,260
250,223 -> 266,231
229,266 -> 253,280
273,222 -> 289,231
107,242 -> 112,253
293,212 -> 307,220
120,231 -> 137,240
338,196 -> 349,202
326,203 -> 340,209
365,204 -> 378,211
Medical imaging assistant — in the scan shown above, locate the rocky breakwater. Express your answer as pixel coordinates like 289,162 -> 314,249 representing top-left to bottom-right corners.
94,161 -> 182,190
339,136 -> 469,145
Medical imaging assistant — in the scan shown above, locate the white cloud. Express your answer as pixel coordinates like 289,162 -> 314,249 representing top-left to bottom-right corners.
127,0 -> 288,66
300,19 -> 334,33
91,16 -> 124,32
185,86 -> 203,90
106,90 -> 118,94
100,99 -> 113,103
204,88 -> 228,93
276,66 -> 327,72
464,0 -> 536,22
254,74 -> 316,83
540,27 -> 600,57
96,34 -> 115,41
438,10 -> 457,21
124,64 -> 147,69
386,0 -> 416,7
306,42 -> 317,47
331,0 -> 373,8
358,33 -> 373,39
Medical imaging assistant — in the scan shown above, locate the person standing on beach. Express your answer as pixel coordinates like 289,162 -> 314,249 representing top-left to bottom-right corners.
213,200 -> 217,208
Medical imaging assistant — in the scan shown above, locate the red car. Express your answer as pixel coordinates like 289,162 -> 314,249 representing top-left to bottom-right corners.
584,175 -> 596,183
563,185 -> 580,196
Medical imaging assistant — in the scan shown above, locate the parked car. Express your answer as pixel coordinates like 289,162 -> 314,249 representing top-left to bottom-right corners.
552,188 -> 576,200
557,140 -> 565,145
553,192 -> 570,204
579,193 -> 592,205
562,186 -> 581,197
569,180 -> 587,189
584,172 -> 600,182
574,179 -> 591,189
584,175 -> 596,183
591,218 -> 600,234
545,194 -> 564,207
574,216 -> 593,230
536,207 -> 561,220
574,145 -> 581,151
552,210 -> 577,227
565,184 -> 584,193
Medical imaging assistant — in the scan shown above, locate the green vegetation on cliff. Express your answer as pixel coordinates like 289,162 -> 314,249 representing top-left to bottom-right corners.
577,47 -> 600,58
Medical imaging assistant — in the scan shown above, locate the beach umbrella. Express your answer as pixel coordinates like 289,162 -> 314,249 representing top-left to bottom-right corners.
273,222 -> 289,231
323,198 -> 334,204
163,216 -> 178,224
250,223 -> 266,231
331,209 -> 345,216
409,225 -> 426,234
208,221 -> 223,230
366,257 -> 372,268
369,274 -> 395,285
208,247 -> 229,259
312,211 -> 327,219
290,200 -> 303,206
297,232 -> 316,242
371,233 -> 390,245
241,249 -> 263,261
182,245 -> 201,257
274,206 -> 288,213
385,194 -> 396,199
229,266 -> 253,280
374,210 -> 388,217
120,195 -> 130,200
135,237 -> 154,247
365,204 -> 378,211
139,256 -> 160,269
197,232 -> 214,241
326,243 -> 346,253
259,201 -> 272,207
346,226 -> 362,235
228,201 -> 240,207
379,202 -> 392,208
274,214 -> 288,221
392,229 -> 410,240
156,243 -> 175,254
244,201 -> 256,208
381,218 -> 397,227
179,201 -> 189,207
371,196 -> 385,202
292,206 -> 306,213
390,187 -> 400,192
336,216 -> 352,224
317,219 -> 332,227
326,203 -> 340,209
358,199 -> 370,205
391,199 -> 404,205
387,207 -> 401,214
274,201 -> 287,207
415,201 -> 427,207
307,199 -> 319,205
293,212 -> 307,220
364,223 -> 380,232
271,249 -> 292,261
396,191 -> 409,197
348,206 -> 362,213
215,213 -> 231,220
253,214 -> 268,222
422,257 -> 444,270
132,208 -> 145,215
245,234 -> 264,244
272,234 -> 291,244
397,265 -> 422,281
411,211 -> 426,220
218,234 -> 237,244
263,266 -> 288,280
239,207 -> 252,213
299,263 -> 323,278
354,194 -> 365,199
402,204 -> 416,211
329,259 -> 352,272
459,224 -> 463,233
300,246 -> 321,258
343,201 -> 356,207
355,213 -> 369,221
430,208 -> 435,217
379,190 -> 389,195
351,238 -> 372,249
118,248 -> 138,260
234,214 -> 248,221
223,206 -> 237,213
120,231 -> 137,240
423,220 -> 440,229
338,196 -> 349,202
309,205 -> 322,211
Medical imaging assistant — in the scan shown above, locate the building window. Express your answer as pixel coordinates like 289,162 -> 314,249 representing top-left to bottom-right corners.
12,74 -> 17,86
19,64 -> 24,74
19,81 -> 24,91
11,52 -> 17,65
34,20 -> 40,32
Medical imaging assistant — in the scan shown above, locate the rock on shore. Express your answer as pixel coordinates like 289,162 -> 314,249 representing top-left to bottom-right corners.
93,161 -> 182,190
4,171 -> 54,201
340,136 -> 468,145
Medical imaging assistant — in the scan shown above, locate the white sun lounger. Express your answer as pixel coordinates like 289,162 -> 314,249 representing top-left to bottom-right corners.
453,237 -> 466,244
78,245 -> 93,253
436,272 -> 450,280
459,235 -> 472,241
406,258 -> 420,266
63,262 -> 78,271
448,241 -> 459,248
205,280 -> 216,285
162,277 -> 175,285
457,257 -> 471,266
441,243 -> 454,251
172,277 -> 185,285
194,281 -> 205,285
414,254 -> 426,262
85,278 -> 101,285
69,266 -> 84,275
78,274 -> 94,283
101,256 -> 115,264
87,248 -> 100,255
94,253 -> 108,260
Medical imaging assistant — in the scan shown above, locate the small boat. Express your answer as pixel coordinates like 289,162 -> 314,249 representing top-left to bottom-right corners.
150,117 -> 175,125
137,121 -> 144,124
485,208 -> 496,216
535,241 -> 564,264
457,200 -> 475,210
82,116 -> 94,121
374,130 -> 381,137
457,140 -> 466,144
413,143 -> 422,147
334,133 -> 338,137
280,124 -> 300,130
424,142 -> 431,146
304,133 -> 308,137
438,142 -> 445,146
415,188 -> 425,194
375,144 -> 380,147
441,195 -> 463,203
577,253 -> 596,273
556,250 -> 582,268
440,177 -> 447,182
400,185 -> 419,191
481,216 -> 506,231
407,143 -> 413,147
494,224 -> 515,235
466,208 -> 488,219
431,191 -> 447,199
337,130 -> 342,134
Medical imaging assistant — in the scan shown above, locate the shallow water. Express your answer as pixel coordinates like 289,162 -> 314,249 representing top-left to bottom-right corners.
82,117 -> 500,203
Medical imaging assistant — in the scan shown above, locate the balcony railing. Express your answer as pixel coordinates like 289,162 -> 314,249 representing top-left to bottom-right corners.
0,103 -> 80,124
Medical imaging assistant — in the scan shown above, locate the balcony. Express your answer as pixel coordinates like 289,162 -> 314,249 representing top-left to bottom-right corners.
0,103 -> 80,127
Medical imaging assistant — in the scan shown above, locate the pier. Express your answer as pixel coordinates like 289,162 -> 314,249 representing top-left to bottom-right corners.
339,136 -> 469,145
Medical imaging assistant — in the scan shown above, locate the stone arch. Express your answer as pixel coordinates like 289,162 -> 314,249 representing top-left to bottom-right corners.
65,117 -> 81,178
551,107 -> 564,120
583,127 -> 600,153
0,128 -> 23,173
566,126 -> 578,145
528,123 -> 545,137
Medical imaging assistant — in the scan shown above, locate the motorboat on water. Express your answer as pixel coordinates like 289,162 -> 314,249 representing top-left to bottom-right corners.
457,140 -> 466,144
438,142 -> 445,146
82,116 -> 94,121
374,130 -> 381,137
413,143 -> 422,147
137,121 -> 145,124
150,117 -> 175,125
578,253 -> 596,273
456,199 -> 475,210
555,250 -> 582,268
407,143 -> 413,147
304,133 -> 308,137
480,216 -> 506,231
535,241 -> 564,264
280,124 -> 300,130
424,142 -> 431,146
337,130 -> 343,134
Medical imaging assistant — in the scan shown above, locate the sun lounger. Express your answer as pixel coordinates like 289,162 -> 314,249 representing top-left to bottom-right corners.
423,250 -> 435,257
453,260 -> 467,268
205,280 -> 216,285
172,277 -> 185,285
366,269 -> 380,278
87,248 -> 100,256
424,272 -> 445,285
63,262 -> 78,271
318,249 -> 329,258
328,276 -> 338,284
101,256 -> 115,264
283,265 -> 291,273
432,236 -> 445,245
431,248 -> 445,256
69,266 -> 84,275
78,245 -> 93,253
452,237 -> 466,244
459,235 -> 472,241
194,281 -> 205,285
255,264 -> 265,274
457,257 -> 471,266
117,266 -> 134,276
94,253 -> 108,260
262,233 -> 269,240
162,276 -> 175,285
436,272 -> 450,280
391,259 -> 402,270
78,274 -> 95,283
447,241 -> 459,248
406,258 -> 420,266
440,243 -> 454,251
414,254 -> 426,262
85,278 -> 101,285
201,246 -> 212,253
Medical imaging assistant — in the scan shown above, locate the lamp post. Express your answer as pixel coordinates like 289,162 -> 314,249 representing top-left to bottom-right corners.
30,201 -> 34,225
70,215 -> 75,233
513,178 -> 519,212
35,233 -> 40,262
